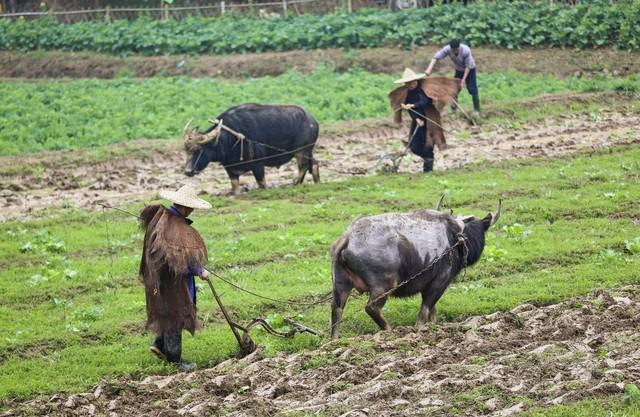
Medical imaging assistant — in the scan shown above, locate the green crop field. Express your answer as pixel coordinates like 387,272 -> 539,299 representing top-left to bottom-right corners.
1,68 -> 638,155
2,2 -> 640,413
1,1 -> 639,55
1,145 -> 639,404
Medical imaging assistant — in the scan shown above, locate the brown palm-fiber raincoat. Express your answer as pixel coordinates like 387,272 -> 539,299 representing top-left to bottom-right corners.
388,76 -> 460,150
139,205 -> 207,335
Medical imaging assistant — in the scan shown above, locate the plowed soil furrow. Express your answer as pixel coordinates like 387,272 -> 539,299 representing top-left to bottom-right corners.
9,287 -> 640,416
1,46 -> 639,79
0,109 -> 638,221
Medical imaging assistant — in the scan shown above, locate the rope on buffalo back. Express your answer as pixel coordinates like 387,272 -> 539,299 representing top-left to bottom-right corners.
209,118 -> 254,161
208,118 -> 311,166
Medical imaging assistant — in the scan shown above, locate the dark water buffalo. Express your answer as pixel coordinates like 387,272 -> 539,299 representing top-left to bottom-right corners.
330,198 -> 501,338
183,104 -> 320,194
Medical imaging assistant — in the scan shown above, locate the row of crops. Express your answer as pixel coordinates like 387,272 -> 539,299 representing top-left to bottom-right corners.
1,68 -> 638,155
1,1 -> 639,56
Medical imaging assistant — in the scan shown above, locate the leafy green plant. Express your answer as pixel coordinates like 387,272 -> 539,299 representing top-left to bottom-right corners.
624,383 -> 640,406
624,237 -> 640,255
502,223 -> 533,243
482,244 -> 507,263
1,69 -> 637,156
65,306 -> 104,334
0,1 -> 638,56
19,230 -> 66,254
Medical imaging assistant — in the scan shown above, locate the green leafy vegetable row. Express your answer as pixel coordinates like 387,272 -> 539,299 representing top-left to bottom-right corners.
1,68 -> 638,156
1,1 -> 639,56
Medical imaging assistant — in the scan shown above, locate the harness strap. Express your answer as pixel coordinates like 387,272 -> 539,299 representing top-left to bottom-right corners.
208,118 -> 250,161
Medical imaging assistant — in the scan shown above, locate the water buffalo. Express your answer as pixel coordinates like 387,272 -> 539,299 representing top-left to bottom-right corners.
183,104 -> 320,195
330,198 -> 501,338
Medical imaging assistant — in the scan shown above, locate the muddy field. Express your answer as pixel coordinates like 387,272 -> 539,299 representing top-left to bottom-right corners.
1,46 -> 639,80
7,287 -> 640,416
0,100 -> 638,221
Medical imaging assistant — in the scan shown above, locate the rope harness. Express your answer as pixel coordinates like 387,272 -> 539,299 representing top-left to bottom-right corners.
185,118 -> 318,171
99,196 -> 483,355
98,203 -> 324,357
205,119 -> 254,162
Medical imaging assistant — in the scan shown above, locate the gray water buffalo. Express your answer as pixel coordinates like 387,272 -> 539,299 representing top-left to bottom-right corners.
183,103 -> 320,195
330,198 -> 501,338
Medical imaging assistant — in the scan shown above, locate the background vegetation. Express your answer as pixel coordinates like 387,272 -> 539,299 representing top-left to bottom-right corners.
1,68 -> 638,155
1,1 -> 639,55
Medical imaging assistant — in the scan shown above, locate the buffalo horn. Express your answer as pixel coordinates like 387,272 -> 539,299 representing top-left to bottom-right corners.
436,193 -> 447,211
182,118 -> 194,141
490,199 -> 502,226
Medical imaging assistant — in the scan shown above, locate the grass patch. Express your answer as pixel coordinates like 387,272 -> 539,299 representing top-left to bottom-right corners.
0,146 -> 639,404
1,68 -> 638,155
523,396 -> 640,416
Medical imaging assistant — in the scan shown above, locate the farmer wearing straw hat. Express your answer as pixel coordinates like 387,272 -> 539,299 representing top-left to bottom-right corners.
138,184 -> 211,370
394,68 -> 436,173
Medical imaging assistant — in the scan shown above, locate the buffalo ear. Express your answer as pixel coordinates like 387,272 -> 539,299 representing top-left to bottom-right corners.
481,213 -> 492,231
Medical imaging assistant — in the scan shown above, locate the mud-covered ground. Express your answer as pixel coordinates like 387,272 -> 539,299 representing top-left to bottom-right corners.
7,287 -> 640,417
1,46 -> 639,79
0,97 -> 638,221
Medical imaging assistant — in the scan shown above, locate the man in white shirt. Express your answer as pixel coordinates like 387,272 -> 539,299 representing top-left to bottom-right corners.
425,39 -> 480,115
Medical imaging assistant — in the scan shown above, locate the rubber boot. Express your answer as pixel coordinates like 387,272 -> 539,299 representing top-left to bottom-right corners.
179,362 -> 197,372
472,93 -> 481,114
149,335 -> 166,360
423,158 -> 434,173
164,332 -> 182,364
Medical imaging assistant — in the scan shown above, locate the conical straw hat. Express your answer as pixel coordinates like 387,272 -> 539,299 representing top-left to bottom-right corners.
159,184 -> 212,210
394,68 -> 427,84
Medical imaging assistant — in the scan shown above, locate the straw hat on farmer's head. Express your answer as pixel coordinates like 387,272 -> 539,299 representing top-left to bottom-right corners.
394,68 -> 427,84
159,184 -> 212,210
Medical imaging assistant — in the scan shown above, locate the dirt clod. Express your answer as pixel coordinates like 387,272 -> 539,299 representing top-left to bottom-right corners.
1,107 -> 638,221
6,287 -> 640,416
